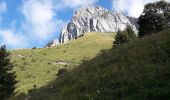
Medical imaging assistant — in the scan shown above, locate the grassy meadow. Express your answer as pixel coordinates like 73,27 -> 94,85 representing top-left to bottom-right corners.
10,32 -> 115,94
10,29 -> 170,100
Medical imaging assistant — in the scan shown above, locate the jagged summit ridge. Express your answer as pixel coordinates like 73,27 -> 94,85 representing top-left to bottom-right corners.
73,6 -> 110,18
47,6 -> 138,47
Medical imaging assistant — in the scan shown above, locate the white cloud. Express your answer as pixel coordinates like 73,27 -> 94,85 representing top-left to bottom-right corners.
0,1 -> 29,49
21,0 -> 61,40
0,1 -> 7,13
1,0 -> 66,49
112,0 -> 170,18
0,1 -> 7,27
56,0 -> 98,9
19,0 -> 95,46
0,29 -> 29,49
0,1 -> 28,49
0,0 -> 97,49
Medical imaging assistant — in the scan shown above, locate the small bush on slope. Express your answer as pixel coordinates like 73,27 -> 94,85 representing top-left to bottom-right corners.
11,30 -> 170,100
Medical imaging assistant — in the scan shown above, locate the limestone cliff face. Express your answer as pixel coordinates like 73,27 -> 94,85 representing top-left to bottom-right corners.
47,6 -> 138,46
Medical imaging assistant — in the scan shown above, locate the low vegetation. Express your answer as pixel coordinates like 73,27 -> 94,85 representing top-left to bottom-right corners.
10,29 -> 170,100
6,1 -> 170,99
10,32 -> 114,94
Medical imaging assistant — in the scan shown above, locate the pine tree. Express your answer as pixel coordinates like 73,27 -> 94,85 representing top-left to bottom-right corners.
126,25 -> 136,39
0,45 -> 17,99
113,29 -> 127,46
113,25 -> 136,46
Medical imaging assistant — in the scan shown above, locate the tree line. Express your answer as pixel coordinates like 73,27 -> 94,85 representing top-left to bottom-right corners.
114,0 -> 170,46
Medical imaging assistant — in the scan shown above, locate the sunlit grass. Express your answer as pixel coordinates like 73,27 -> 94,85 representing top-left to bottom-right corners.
10,30 -> 170,100
10,32 -> 115,94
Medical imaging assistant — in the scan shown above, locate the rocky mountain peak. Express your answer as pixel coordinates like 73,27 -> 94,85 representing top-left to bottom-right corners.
73,6 -> 109,18
46,5 -> 139,47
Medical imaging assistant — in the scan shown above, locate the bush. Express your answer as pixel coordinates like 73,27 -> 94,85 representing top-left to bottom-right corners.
32,47 -> 37,49
31,59 -> 36,62
57,68 -> 68,76
43,53 -> 47,55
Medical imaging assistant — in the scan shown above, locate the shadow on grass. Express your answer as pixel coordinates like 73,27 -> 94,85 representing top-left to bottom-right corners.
9,30 -> 170,100
9,49 -> 112,100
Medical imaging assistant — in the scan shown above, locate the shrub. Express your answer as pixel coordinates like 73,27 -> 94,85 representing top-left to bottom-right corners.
32,47 -> 37,49
31,59 -> 36,62
21,58 -> 26,60
43,53 -> 47,55
57,68 -> 68,76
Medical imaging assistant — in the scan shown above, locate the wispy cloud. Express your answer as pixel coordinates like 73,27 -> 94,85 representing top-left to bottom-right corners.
0,1 -> 7,13
0,0 -> 98,49
21,0 -> 64,41
0,1 -> 7,27
0,1 -> 29,49
18,0 -> 97,47
2,0 -> 66,49
0,29 -> 29,49
112,0 -> 170,18
56,0 -> 98,9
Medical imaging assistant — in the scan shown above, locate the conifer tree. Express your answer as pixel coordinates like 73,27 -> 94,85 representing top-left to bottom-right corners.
113,25 -> 136,46
0,45 -> 17,99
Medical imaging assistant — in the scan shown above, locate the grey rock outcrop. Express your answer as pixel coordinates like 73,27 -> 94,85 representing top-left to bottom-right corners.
45,39 -> 59,47
47,6 -> 138,47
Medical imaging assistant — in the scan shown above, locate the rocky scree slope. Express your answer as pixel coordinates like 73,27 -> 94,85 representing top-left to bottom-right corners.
47,6 -> 138,47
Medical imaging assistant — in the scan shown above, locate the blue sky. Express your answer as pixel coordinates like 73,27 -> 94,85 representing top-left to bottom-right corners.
0,0 -> 168,49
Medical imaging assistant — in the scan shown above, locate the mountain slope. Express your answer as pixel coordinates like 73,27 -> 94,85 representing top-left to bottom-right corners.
10,32 -> 114,94
11,30 -> 170,100
47,6 -> 138,47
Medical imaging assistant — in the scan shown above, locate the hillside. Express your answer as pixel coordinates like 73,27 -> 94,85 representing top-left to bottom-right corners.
10,32 -> 114,94
48,6 -> 138,46
10,30 -> 170,100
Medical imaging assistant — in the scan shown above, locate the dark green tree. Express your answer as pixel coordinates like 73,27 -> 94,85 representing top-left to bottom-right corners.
125,25 -> 137,39
113,29 -> 127,46
0,45 -> 17,99
113,25 -> 136,46
138,0 -> 170,37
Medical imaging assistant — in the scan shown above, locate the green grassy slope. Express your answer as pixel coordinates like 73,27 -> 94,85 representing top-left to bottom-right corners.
10,30 -> 170,100
10,32 -> 114,94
